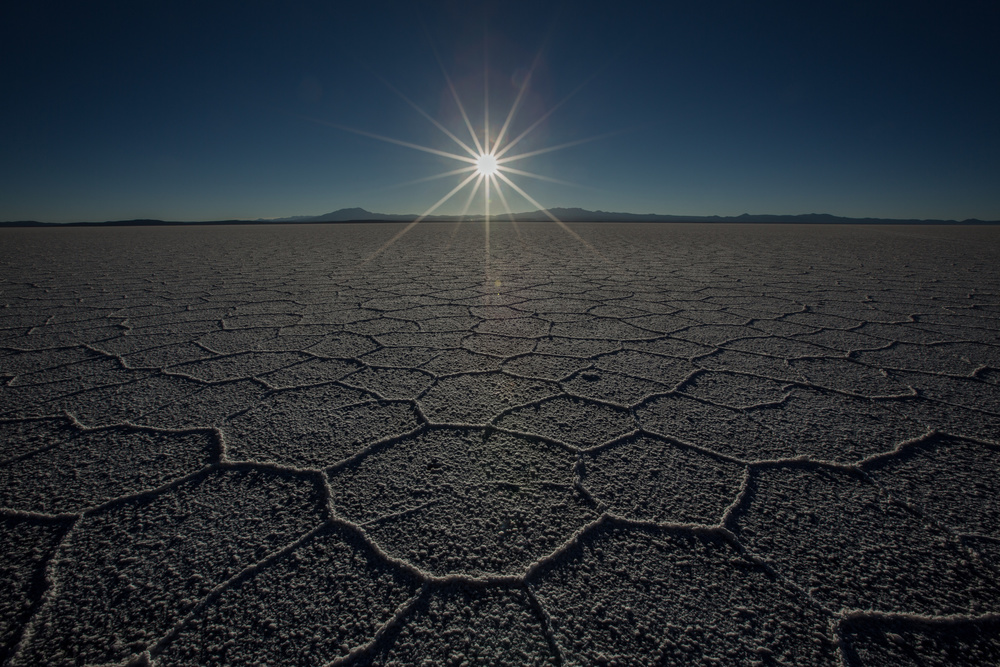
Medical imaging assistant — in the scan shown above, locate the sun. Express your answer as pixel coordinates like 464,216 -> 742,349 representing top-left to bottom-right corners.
476,153 -> 498,177
323,44 -> 585,230
320,35 -> 611,265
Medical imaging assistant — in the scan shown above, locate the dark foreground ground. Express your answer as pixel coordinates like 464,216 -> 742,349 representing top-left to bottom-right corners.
1,222 -> 998,666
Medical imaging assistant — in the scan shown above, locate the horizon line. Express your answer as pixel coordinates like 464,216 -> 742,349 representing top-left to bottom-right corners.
4,207 -> 1000,227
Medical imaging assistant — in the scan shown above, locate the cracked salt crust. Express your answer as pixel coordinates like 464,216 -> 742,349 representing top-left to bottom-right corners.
1,222 -> 999,665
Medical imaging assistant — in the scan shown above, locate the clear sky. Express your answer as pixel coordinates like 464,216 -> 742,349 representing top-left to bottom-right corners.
2,1 -> 998,222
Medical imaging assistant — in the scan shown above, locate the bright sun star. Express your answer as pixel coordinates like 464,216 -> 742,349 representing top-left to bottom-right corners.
476,153 -> 498,177
322,34 -> 611,265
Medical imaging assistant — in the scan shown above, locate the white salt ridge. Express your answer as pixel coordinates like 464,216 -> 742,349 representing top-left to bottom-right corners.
0,515 -> 69,664
474,316 -> 551,338
581,433 -> 745,525
258,356 -> 363,390
10,466 -> 327,666
153,523 -> 421,666
637,394 -> 771,461
419,372 -> 561,425
886,396 -> 1000,444
530,521 -> 838,665
891,369 -> 1000,414
563,368 -> 671,407
728,463 -> 1000,616
413,315 -> 482,332
787,356 -> 915,397
361,584 -> 559,666
0,417 -> 216,514
839,611 -> 1000,665
502,353 -> 589,382
462,333 -> 537,357
166,350 -> 313,383
340,366 -> 434,400
533,336 -> 620,358
327,427 -> 593,577
225,385 -> 420,467
622,335 -> 713,359
360,346 -> 443,369
678,369 -> 791,409
495,395 -> 635,450
695,347 -> 807,382
594,349 -> 697,386
134,379 -> 266,430
43,373 -> 203,427
345,317 -> 420,336
863,434 -> 1000,545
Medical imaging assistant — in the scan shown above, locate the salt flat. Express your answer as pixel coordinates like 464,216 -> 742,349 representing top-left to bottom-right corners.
1,221 -> 999,666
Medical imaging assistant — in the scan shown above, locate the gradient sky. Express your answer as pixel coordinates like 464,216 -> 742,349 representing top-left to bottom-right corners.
2,1 -> 998,222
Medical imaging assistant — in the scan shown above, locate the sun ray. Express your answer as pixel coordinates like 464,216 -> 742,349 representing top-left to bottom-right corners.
442,215 -> 463,253
361,170 -> 479,265
511,215 -> 526,245
444,175 -> 478,253
496,164 -> 579,187
489,49 -> 542,155
491,174 -> 517,222
484,174 -> 492,276
371,165 -> 477,192
484,170 -> 491,223
373,75 -> 480,158
493,65 -> 610,160
483,27 -> 490,156
458,173 -> 485,220
424,34 -> 486,156
308,118 -> 477,164
417,170 -> 481,221
494,170 -> 608,261
496,130 -> 624,165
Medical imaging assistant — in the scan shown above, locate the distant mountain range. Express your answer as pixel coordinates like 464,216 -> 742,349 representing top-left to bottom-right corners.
3,207 -> 997,226
258,207 -> 996,225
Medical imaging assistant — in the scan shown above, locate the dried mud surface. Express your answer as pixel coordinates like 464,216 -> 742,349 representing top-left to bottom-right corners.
1,222 -> 999,666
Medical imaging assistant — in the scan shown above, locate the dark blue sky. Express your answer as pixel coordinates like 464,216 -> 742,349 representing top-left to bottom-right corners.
2,1 -> 998,222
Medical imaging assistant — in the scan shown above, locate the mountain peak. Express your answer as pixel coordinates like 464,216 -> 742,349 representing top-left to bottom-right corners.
312,207 -> 373,221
